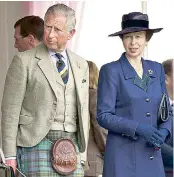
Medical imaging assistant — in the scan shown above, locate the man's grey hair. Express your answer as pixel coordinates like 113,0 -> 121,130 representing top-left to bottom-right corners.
45,3 -> 76,32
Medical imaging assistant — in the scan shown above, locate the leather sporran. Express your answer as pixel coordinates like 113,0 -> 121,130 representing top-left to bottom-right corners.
51,138 -> 77,175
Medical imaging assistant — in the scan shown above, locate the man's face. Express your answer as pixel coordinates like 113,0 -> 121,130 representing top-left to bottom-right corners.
14,25 -> 30,52
43,13 -> 75,52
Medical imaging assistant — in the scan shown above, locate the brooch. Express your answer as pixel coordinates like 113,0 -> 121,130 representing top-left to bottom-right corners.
148,69 -> 153,75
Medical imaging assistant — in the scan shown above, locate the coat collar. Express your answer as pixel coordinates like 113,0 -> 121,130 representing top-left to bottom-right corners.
119,52 -> 156,80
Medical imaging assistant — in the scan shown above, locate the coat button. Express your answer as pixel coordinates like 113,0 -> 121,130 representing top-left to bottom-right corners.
146,112 -> 151,117
53,101 -> 57,105
150,156 -> 154,160
146,98 -> 150,102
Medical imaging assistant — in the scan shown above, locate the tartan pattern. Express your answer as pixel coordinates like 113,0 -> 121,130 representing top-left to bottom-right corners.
56,53 -> 69,84
133,74 -> 152,91
17,130 -> 84,177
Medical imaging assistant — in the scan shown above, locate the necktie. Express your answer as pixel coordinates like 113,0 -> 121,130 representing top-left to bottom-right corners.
55,53 -> 69,84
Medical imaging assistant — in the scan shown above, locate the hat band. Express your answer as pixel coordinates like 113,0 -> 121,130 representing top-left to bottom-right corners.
122,20 -> 149,29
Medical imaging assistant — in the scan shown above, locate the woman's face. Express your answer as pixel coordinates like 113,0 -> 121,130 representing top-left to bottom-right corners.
123,31 -> 147,59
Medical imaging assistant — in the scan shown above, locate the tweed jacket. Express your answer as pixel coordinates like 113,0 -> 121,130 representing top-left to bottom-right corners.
1,44 -> 89,162
161,104 -> 173,177
85,89 -> 107,176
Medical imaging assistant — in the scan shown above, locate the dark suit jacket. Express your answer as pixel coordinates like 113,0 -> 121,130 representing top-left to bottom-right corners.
85,89 -> 107,177
161,105 -> 173,177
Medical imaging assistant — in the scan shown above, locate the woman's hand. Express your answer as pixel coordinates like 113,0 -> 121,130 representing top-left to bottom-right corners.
159,128 -> 169,141
136,123 -> 165,147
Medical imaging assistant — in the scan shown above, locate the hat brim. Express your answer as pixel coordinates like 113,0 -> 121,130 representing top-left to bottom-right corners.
108,27 -> 163,37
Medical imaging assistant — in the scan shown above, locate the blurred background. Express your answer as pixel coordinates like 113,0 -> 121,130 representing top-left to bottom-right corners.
0,0 -> 174,124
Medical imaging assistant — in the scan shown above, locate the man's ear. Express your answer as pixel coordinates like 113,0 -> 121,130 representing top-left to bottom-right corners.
67,29 -> 76,40
27,34 -> 35,45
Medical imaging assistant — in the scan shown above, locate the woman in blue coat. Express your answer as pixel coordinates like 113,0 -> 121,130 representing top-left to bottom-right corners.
97,12 -> 173,177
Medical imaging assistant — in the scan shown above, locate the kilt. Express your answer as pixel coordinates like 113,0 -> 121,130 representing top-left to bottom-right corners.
17,130 -> 84,177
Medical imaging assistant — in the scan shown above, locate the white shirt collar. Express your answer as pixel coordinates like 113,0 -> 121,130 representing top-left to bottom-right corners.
48,49 -> 67,59
48,48 -> 69,70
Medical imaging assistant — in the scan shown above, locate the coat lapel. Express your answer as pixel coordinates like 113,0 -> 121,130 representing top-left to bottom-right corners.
36,44 -> 58,98
67,49 -> 88,104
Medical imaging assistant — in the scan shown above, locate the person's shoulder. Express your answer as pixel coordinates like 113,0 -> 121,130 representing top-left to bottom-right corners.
15,43 -> 46,65
66,49 -> 86,62
145,59 -> 162,70
100,60 -> 120,72
16,44 -> 44,61
18,43 -> 41,57
66,49 -> 88,67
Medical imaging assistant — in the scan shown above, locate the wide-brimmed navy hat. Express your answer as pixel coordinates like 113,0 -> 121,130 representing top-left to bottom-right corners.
108,12 -> 163,37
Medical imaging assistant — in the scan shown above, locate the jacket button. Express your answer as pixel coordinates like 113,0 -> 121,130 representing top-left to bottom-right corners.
146,98 -> 150,102
53,101 -> 57,105
146,112 -> 151,117
150,156 -> 154,160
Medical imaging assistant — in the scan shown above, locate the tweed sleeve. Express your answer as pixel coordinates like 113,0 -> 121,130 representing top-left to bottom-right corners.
1,55 -> 27,157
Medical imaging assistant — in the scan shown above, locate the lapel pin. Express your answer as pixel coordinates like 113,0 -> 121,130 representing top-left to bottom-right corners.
148,69 -> 153,75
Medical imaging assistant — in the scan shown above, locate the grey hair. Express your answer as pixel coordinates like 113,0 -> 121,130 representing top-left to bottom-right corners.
45,3 -> 76,32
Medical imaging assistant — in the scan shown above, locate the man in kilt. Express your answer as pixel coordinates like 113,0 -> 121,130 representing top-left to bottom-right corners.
1,3 -> 89,177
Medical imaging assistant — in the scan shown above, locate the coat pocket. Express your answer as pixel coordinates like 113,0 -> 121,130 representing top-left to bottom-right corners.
19,115 -> 33,125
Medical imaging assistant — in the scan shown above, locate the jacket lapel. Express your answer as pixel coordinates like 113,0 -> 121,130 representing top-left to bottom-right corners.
67,49 -> 88,104
36,44 -> 58,98
120,53 -> 157,92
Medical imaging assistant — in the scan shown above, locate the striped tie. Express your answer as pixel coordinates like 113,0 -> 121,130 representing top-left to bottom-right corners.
55,53 -> 69,84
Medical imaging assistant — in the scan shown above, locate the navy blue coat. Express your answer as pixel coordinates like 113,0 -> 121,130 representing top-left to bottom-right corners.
97,53 -> 172,177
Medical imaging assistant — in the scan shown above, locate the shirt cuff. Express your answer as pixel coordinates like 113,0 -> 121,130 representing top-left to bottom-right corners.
5,156 -> 16,160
